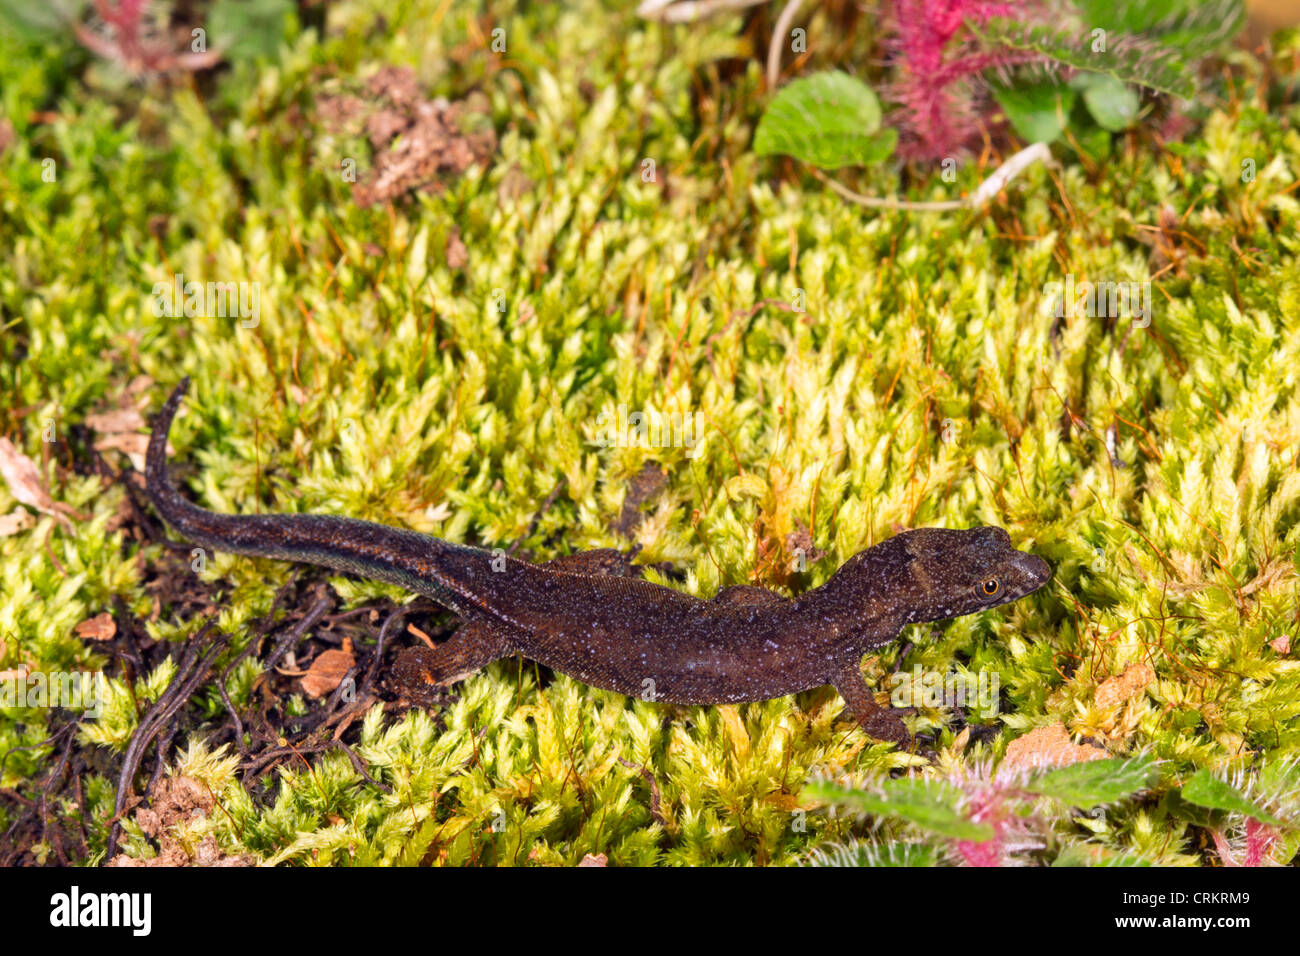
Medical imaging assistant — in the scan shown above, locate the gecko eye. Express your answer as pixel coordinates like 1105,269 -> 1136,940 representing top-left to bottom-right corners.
980,579 -> 1000,597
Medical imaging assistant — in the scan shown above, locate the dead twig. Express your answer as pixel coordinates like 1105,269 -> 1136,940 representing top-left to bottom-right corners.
766,0 -> 803,90
106,620 -> 228,860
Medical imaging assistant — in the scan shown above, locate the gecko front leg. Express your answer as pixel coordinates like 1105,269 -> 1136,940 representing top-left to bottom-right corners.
392,619 -> 516,704
831,660 -> 912,745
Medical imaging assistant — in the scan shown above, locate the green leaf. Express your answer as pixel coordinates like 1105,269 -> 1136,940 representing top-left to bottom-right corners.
1074,0 -> 1245,56
805,840 -> 943,867
804,778 -> 995,841
1257,758 -> 1300,803
209,0 -> 296,64
754,71 -> 896,170
1180,770 -> 1285,825
969,18 -> 1196,99
992,79 -> 1077,142
1023,756 -> 1158,806
1072,113 -> 1114,159
1052,844 -> 1154,867
1076,0 -> 1187,35
1076,72 -> 1141,131
0,0 -> 88,39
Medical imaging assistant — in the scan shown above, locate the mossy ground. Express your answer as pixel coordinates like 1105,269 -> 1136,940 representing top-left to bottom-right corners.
1,1 -> 1299,866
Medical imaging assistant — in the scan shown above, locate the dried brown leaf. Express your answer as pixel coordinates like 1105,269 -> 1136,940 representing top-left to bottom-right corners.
86,406 -> 145,434
0,508 -> 33,537
1000,723 -> 1106,776
301,648 -> 356,698
75,612 -> 117,643
0,438 -> 69,528
1094,661 -> 1155,710
94,432 -> 151,469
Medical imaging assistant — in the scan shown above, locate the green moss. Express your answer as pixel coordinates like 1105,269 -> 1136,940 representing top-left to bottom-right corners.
1,0 -> 1299,865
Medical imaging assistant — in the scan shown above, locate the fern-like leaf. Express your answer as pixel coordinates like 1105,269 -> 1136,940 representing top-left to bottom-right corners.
803,840 -> 943,867
1074,0 -> 1246,57
969,17 -> 1197,99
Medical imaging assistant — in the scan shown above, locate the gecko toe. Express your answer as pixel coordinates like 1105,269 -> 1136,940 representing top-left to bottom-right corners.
391,647 -> 448,705
864,709 -> 912,745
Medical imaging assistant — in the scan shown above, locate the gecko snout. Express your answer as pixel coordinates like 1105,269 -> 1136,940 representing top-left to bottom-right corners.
1011,550 -> 1051,585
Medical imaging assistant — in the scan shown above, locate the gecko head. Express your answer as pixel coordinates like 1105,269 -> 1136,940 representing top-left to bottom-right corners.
890,526 -> 1051,624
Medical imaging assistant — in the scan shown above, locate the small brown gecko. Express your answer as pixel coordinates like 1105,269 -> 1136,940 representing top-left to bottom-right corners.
146,379 -> 1051,743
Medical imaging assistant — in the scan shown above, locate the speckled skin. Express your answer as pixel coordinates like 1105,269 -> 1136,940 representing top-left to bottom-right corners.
146,379 -> 1051,743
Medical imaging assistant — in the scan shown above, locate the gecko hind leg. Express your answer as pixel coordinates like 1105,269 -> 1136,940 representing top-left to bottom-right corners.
831,662 -> 914,746
392,619 -> 514,706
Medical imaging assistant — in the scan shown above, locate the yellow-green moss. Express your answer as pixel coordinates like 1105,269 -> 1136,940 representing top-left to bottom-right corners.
1,0 -> 1298,865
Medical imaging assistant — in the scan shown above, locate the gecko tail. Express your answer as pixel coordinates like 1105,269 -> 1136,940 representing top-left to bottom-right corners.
146,375 -> 331,561
145,377 -> 192,510
145,376 -> 269,560
143,378 -> 494,616
145,376 -> 217,543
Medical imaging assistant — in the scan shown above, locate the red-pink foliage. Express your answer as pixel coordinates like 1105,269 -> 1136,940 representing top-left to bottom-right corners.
75,0 -> 221,75
886,0 -> 1044,160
